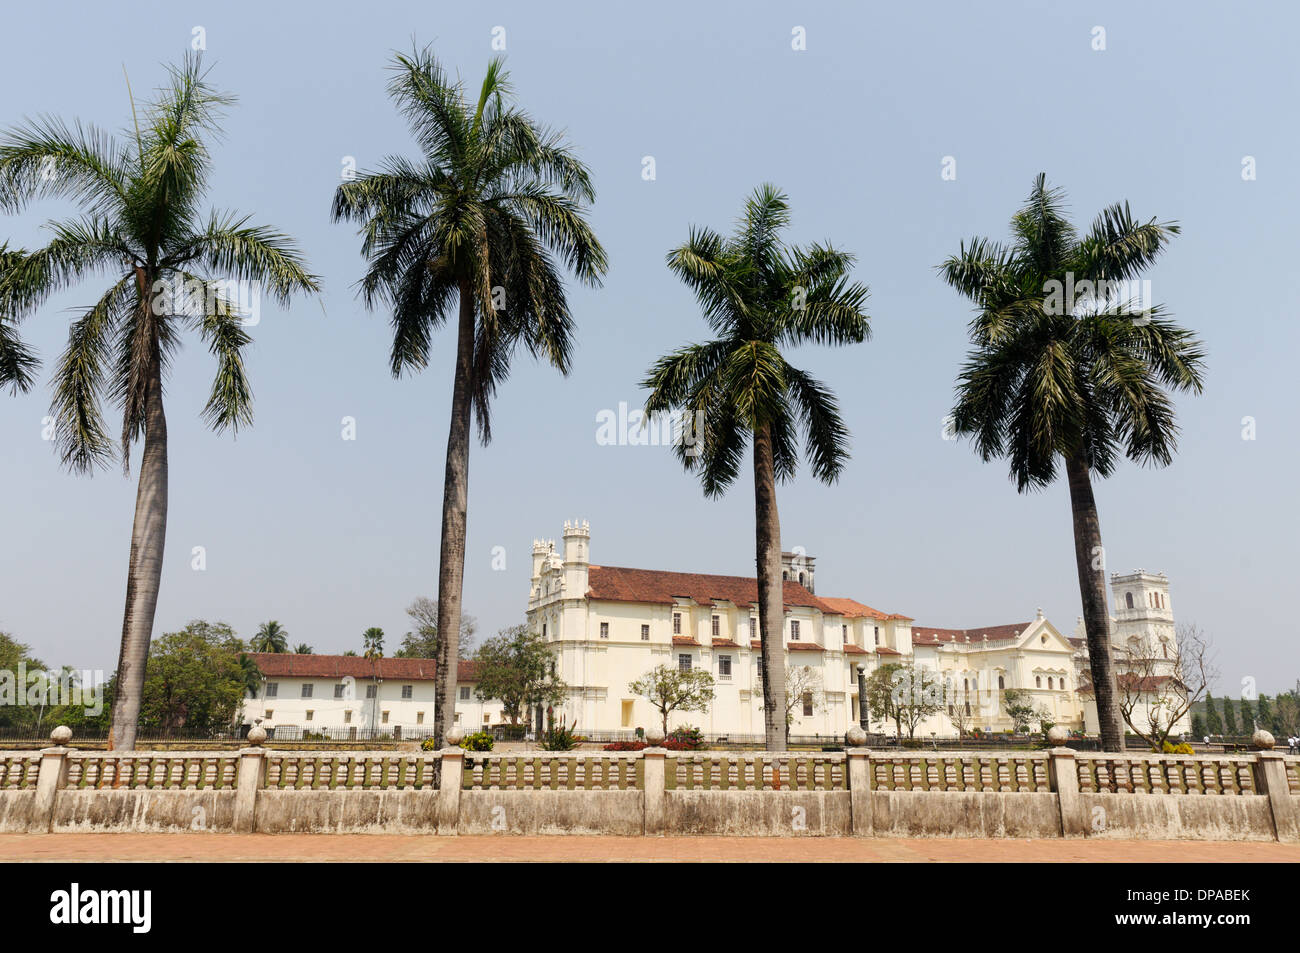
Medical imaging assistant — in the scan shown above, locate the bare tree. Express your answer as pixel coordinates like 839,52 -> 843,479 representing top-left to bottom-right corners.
755,665 -> 825,728
1114,622 -> 1217,750
945,682 -> 975,737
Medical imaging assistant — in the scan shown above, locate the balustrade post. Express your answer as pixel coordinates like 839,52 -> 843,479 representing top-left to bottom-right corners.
643,748 -> 666,836
1251,732 -> 1296,842
1047,734 -> 1084,839
233,726 -> 268,834
847,737 -> 873,836
437,736 -> 465,834
29,726 -> 73,833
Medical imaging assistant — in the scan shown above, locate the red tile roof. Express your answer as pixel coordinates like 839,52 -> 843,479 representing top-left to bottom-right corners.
711,638 -> 741,648
875,647 -> 902,656
911,623 -> 1031,646
587,565 -> 832,612
671,636 -> 700,646
787,643 -> 825,652
819,597 -> 912,621
842,644 -> 869,655
248,653 -> 478,682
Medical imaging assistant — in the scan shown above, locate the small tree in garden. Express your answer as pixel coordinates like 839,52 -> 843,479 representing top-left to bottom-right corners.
1002,689 -> 1049,733
1114,622 -> 1216,750
756,664 -> 825,727
472,625 -> 566,725
890,663 -> 945,739
629,664 -> 715,736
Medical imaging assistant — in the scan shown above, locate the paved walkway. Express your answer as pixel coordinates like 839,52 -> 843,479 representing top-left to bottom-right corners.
4,834 -> 1297,862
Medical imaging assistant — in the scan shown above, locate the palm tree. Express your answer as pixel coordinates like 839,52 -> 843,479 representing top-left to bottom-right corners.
293,643 -> 313,655
0,243 -> 39,394
939,173 -> 1205,752
332,47 -> 606,749
252,621 -> 289,654
643,184 -> 871,751
362,627 -> 385,660
0,56 -> 318,749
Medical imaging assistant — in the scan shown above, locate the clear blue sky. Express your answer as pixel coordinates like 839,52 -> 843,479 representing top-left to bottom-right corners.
1,1 -> 1296,694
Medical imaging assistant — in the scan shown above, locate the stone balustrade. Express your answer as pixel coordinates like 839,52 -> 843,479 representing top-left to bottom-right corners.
0,732 -> 1295,840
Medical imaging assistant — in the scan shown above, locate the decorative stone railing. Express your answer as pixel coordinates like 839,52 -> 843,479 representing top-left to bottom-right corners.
669,753 -> 847,791
462,752 -> 641,791
265,752 -> 440,790
0,732 -> 1294,840
65,751 -> 241,790
1075,752 -> 1258,795
867,753 -> 1050,792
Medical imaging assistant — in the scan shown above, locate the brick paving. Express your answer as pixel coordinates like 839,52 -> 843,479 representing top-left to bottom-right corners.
3,833 -> 1296,862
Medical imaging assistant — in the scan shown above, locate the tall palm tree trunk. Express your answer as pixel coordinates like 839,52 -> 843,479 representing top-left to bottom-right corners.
109,352 -> 169,750
752,424 -> 787,751
1065,453 -> 1125,751
432,285 -> 475,750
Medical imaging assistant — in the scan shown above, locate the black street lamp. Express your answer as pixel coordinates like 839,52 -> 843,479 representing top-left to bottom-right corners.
856,663 -> 869,733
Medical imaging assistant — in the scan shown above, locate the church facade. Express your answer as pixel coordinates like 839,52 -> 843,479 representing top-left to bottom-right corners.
526,521 -> 1190,740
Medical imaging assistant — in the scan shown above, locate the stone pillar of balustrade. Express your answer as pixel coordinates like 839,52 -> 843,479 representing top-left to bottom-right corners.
642,726 -> 667,835
233,726 -> 269,834
29,725 -> 73,834
845,727 -> 873,836
1250,732 -> 1296,842
1045,727 -> 1084,838
437,730 -> 465,835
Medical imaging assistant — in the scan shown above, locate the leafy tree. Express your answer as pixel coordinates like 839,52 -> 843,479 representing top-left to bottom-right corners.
342,650 -> 358,657
889,662 -> 946,739
629,664 -> 716,736
470,625 -> 566,726
1204,693 -> 1221,735
362,627 -> 385,659
138,621 -> 247,735
1002,688 -> 1050,734
643,185 -> 870,751
252,621 -> 289,653
332,46 -> 607,750
864,663 -> 905,736
394,596 -> 476,658
0,56 -> 318,749
1272,693 -> 1299,738
1222,696 -> 1237,735
940,174 -> 1204,751
1190,713 -> 1205,739
0,631 -> 48,731
293,643 -> 313,654
1256,694 -> 1274,734
1238,696 -> 1255,732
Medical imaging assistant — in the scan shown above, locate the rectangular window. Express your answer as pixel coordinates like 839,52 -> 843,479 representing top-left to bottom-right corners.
711,615 -> 720,637
365,685 -> 377,699
874,626 -> 880,646
343,710 -> 352,724
600,622 -> 609,639
483,713 -> 490,724
301,684 -> 313,698
790,620 -> 800,641
672,612 -> 681,635
678,654 -> 692,673
542,623 -> 547,639
453,713 -> 461,724
381,711 -> 390,724
334,684 -> 346,699
750,616 -> 757,637
802,693 -> 813,717
718,655 -> 732,678
842,624 -> 848,644
459,686 -> 470,701
305,710 -> 314,721
641,624 -> 650,641
401,684 -> 413,699
265,683 -> 278,698
416,711 -> 424,724
264,709 -> 273,719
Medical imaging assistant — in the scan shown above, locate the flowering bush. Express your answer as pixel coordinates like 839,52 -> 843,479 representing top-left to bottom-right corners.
661,726 -> 706,750
603,741 -> 648,751
459,730 -> 495,752
1161,741 -> 1195,755
420,737 -> 438,751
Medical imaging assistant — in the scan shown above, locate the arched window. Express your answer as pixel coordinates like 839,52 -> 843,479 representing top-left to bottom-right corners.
1035,676 -> 1041,688
782,570 -> 788,581
998,675 -> 1005,690
1125,592 -> 1134,609
1047,677 -> 1054,689
798,573 -> 805,585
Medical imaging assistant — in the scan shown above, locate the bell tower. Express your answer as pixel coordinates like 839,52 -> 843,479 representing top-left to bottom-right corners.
563,519 -> 590,596
1110,569 -> 1175,661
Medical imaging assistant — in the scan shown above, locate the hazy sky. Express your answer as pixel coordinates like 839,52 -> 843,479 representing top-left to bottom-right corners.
1,2 -> 1296,694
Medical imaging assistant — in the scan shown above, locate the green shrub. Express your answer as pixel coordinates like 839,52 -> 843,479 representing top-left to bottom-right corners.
900,738 -> 923,749
1161,741 -> 1195,755
459,730 -> 495,752
419,737 -> 439,751
540,721 -> 582,751
662,726 -> 706,751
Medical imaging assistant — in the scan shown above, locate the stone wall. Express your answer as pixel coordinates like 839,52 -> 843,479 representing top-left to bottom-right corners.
1,743 -> 1296,840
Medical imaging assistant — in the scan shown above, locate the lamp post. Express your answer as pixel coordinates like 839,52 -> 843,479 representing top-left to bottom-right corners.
856,664 -> 869,733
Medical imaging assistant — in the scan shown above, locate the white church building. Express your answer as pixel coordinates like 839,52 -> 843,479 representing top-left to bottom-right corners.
525,521 -> 1190,740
